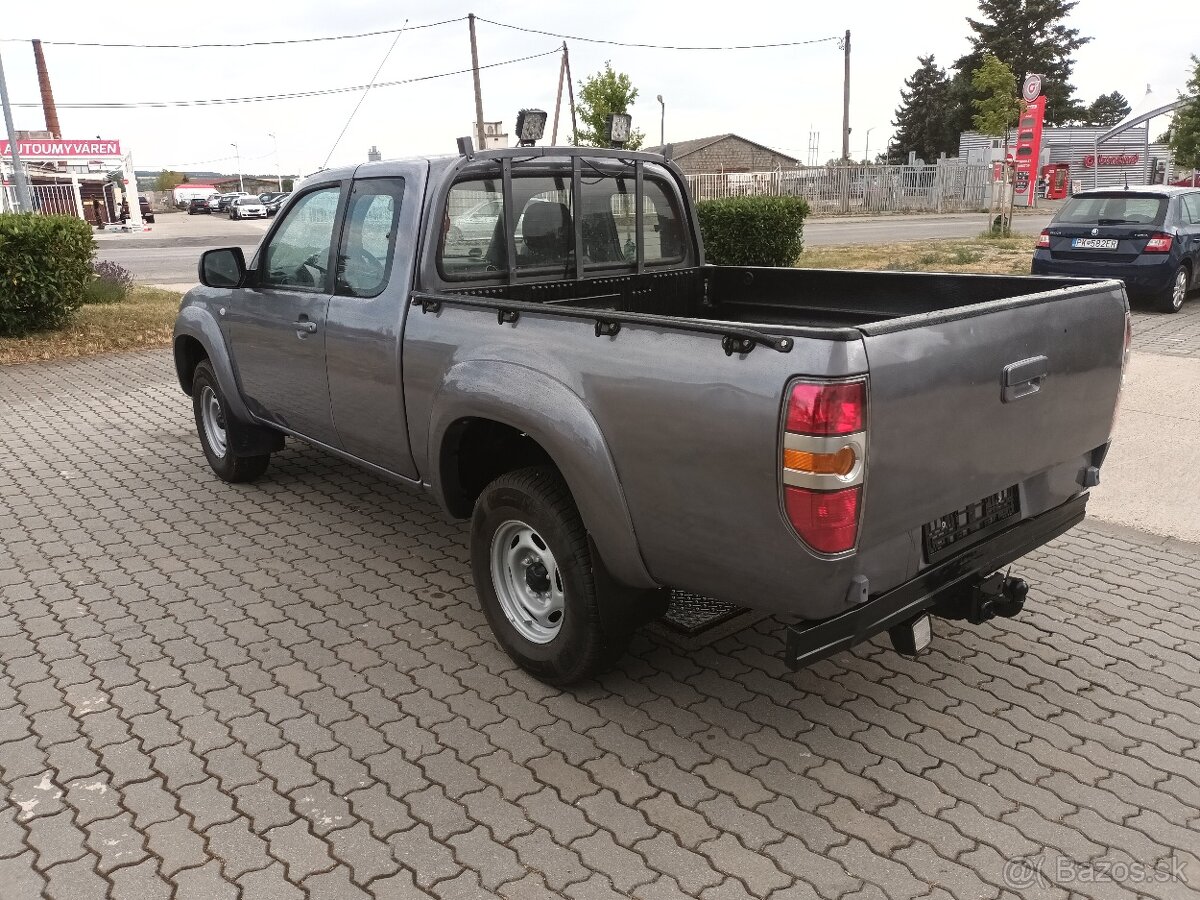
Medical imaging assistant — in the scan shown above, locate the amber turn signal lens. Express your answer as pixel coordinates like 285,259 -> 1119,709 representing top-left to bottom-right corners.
783,446 -> 856,477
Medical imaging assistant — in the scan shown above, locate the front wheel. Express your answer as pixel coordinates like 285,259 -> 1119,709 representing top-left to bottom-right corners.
191,360 -> 272,483
471,467 -> 628,685
1155,265 -> 1189,313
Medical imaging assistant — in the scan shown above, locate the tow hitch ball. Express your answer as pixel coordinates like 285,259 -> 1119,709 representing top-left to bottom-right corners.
969,571 -> 1029,625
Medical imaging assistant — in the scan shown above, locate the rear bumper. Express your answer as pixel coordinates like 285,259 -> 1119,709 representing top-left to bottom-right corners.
784,492 -> 1087,669
1031,253 -> 1174,293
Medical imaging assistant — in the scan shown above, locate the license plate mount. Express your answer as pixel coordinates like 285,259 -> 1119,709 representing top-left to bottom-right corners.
1070,237 -> 1119,250
923,487 -> 1020,562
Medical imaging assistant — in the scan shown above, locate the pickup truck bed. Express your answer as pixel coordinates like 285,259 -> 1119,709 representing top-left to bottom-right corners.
407,265 -> 1125,622
432,264 -> 1086,328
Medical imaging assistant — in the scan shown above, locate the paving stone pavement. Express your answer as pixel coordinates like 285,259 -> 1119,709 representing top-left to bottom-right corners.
1131,297 -> 1200,358
1,349 -> 1199,900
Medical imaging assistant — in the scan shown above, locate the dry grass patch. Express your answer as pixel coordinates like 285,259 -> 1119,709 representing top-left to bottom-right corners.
799,234 -> 1037,275
0,286 -> 181,365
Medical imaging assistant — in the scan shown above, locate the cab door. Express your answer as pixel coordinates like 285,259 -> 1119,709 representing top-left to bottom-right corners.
223,181 -> 347,447
324,168 -> 423,479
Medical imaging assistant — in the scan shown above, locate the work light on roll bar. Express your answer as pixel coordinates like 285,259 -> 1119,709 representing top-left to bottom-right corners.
606,113 -> 633,148
515,109 -> 547,147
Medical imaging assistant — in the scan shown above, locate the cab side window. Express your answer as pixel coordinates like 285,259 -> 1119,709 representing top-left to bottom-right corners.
261,186 -> 342,291
336,179 -> 405,298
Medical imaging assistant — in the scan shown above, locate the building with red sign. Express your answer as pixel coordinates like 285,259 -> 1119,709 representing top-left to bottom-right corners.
958,124 -> 1172,193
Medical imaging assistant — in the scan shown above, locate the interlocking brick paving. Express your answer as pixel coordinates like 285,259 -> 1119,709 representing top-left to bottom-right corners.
1,349 -> 1198,899
1131,297 -> 1200,357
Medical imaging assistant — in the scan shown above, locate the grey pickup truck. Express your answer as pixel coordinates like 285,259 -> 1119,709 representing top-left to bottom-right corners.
174,143 -> 1129,685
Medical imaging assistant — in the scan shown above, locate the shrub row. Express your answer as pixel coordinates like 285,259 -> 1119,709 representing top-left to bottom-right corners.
696,195 -> 810,267
0,213 -> 95,336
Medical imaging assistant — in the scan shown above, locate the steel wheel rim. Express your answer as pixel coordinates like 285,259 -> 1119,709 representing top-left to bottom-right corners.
200,386 -> 228,458
1172,270 -> 1187,309
490,520 -> 565,644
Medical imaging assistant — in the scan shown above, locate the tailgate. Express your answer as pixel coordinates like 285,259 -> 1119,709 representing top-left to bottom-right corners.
856,283 -> 1126,549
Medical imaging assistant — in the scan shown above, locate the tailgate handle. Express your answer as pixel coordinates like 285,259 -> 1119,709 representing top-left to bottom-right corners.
1002,355 -> 1048,403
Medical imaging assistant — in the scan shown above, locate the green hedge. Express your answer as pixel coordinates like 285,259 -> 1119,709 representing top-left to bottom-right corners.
0,213 -> 95,336
696,195 -> 810,267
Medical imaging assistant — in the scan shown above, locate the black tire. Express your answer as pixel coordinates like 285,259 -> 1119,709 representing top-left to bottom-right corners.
1155,264 -> 1189,313
191,360 -> 271,483
471,466 -> 629,685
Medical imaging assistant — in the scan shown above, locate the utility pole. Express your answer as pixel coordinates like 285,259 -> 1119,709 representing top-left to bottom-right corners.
231,142 -> 243,193
841,29 -> 851,161
551,43 -> 567,145
564,45 -> 577,145
657,95 -> 665,147
269,132 -> 282,191
468,14 -> 486,148
0,47 -> 33,212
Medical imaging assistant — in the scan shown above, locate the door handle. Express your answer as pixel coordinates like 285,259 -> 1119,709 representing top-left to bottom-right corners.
292,320 -> 318,334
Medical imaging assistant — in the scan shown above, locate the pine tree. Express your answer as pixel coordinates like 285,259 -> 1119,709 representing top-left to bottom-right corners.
1169,56 -> 1200,171
891,56 -> 957,162
1083,91 -> 1131,127
952,0 -> 1091,131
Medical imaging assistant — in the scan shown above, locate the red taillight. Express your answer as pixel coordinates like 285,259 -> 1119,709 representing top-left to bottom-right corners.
1037,229 -> 1050,249
1144,233 -> 1173,253
782,379 -> 866,554
786,381 -> 865,436
785,486 -> 861,554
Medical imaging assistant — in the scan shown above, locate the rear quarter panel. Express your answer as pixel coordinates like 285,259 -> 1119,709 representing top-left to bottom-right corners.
403,305 -> 894,618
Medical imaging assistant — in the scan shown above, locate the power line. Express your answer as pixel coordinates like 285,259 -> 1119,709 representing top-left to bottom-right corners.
0,17 -> 465,49
9,48 -> 560,109
322,20 -> 410,168
475,17 -> 840,50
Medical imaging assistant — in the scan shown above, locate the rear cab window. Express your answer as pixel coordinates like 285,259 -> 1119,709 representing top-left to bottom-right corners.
436,161 -> 688,283
1054,194 -> 1168,226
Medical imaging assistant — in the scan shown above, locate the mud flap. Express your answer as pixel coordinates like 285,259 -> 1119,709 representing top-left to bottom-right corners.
589,537 -> 669,637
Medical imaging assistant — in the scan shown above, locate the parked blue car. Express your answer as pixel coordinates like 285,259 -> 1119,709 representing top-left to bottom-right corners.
1032,185 -> 1200,312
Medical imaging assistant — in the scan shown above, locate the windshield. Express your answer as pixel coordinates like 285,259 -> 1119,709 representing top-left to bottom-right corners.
1055,194 -> 1167,226
236,197 -> 259,206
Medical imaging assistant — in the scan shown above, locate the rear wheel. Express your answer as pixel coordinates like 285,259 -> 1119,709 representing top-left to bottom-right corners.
1155,265 -> 1189,313
191,360 -> 271,483
471,466 -> 629,685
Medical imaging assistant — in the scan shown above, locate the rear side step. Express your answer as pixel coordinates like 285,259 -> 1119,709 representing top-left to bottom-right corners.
784,493 -> 1087,670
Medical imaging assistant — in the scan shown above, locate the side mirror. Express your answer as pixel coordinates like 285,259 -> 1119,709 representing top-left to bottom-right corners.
199,247 -> 246,288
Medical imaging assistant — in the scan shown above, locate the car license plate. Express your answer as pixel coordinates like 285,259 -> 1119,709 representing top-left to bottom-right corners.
1071,238 -> 1119,250
922,487 -> 1020,561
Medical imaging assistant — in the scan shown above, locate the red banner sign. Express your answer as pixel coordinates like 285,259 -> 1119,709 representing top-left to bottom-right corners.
0,139 -> 122,159
1082,153 -> 1139,168
1012,96 -> 1045,207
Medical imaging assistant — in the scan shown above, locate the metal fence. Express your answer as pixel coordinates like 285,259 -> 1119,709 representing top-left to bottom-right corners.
685,163 -> 995,215
2,183 -> 83,217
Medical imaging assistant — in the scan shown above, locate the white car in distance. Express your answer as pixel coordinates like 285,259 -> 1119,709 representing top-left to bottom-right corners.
229,196 -> 267,220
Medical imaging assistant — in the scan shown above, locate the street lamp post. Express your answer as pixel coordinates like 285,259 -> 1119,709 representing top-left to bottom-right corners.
656,94 -> 664,148
268,133 -> 282,192
865,127 -> 875,164
230,142 -> 243,193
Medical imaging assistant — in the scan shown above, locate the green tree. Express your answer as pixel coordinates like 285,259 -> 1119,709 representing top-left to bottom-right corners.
154,170 -> 186,192
1075,91 -> 1131,127
1169,56 -> 1200,171
952,0 -> 1091,131
971,54 -> 1021,137
891,55 -> 958,162
573,62 -> 645,149
972,54 -> 1021,236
